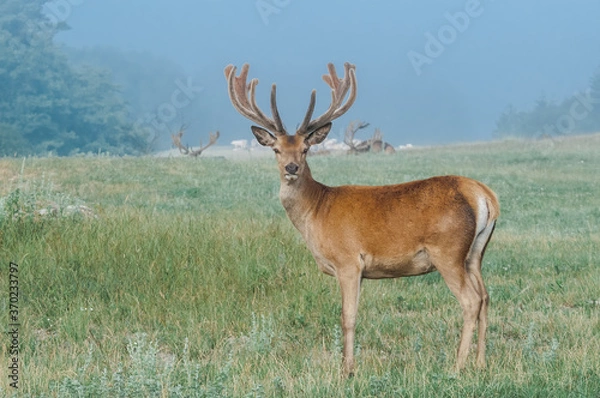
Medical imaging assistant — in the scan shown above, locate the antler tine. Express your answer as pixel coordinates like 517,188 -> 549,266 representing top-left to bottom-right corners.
373,128 -> 382,141
189,131 -> 220,157
344,121 -> 357,149
270,84 -> 285,132
343,120 -> 370,150
299,90 -> 317,133
211,130 -> 220,144
201,130 -> 220,150
225,64 -> 285,135
322,62 -> 340,90
247,78 -> 276,130
247,80 -> 285,134
298,62 -> 357,135
171,129 -> 190,155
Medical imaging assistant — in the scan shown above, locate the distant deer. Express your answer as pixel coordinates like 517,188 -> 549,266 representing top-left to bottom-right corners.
224,62 -> 499,376
171,126 -> 220,157
344,120 -> 371,154
371,128 -> 396,154
344,122 -> 395,154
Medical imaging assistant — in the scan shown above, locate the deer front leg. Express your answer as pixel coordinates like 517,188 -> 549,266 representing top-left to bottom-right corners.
338,270 -> 362,377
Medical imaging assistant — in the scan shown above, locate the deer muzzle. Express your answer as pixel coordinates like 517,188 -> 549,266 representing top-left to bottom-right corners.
284,163 -> 299,181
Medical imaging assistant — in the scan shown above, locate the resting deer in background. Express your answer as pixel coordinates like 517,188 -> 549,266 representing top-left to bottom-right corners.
344,120 -> 371,154
370,128 -> 396,154
171,126 -> 220,157
344,121 -> 396,155
224,62 -> 499,376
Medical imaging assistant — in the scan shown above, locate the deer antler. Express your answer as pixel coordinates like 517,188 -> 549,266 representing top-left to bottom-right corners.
172,125 -> 191,155
224,64 -> 285,135
171,126 -> 220,157
193,131 -> 220,156
297,62 -> 357,135
372,128 -> 383,143
344,120 -> 370,150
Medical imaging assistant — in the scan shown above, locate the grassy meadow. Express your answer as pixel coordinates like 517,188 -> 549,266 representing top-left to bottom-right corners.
0,134 -> 599,397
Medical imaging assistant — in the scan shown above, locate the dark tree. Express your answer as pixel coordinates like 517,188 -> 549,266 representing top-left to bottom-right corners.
0,1 -> 148,156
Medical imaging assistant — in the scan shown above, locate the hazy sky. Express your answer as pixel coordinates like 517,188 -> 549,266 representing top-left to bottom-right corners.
56,0 -> 600,146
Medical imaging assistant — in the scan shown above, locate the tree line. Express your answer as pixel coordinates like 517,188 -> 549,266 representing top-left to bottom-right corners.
0,1 -> 206,157
494,68 -> 600,139
0,1 -> 144,156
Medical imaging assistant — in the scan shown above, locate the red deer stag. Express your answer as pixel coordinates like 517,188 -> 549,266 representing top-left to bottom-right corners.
224,62 -> 499,376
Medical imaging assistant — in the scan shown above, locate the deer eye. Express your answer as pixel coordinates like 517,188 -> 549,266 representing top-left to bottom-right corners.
273,148 -> 281,154
302,148 -> 309,154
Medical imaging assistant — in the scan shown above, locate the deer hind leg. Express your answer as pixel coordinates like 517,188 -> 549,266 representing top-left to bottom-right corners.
466,221 -> 496,368
466,258 -> 488,368
436,259 -> 482,371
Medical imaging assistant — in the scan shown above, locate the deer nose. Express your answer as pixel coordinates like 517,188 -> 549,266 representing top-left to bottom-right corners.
285,163 -> 299,175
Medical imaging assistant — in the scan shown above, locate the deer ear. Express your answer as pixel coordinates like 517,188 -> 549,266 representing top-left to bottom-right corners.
306,122 -> 332,146
251,126 -> 277,147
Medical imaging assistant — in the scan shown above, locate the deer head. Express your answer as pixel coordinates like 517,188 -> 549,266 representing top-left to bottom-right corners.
224,63 -> 357,182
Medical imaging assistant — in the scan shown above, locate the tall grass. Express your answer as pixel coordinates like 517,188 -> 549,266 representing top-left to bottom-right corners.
1,135 -> 599,396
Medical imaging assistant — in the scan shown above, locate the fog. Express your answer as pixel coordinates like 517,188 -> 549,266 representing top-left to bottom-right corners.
55,0 -> 600,147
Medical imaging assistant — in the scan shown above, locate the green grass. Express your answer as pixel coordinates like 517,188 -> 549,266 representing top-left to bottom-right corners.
1,134 -> 599,397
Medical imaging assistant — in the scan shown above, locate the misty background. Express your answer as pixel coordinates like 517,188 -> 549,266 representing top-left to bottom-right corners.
2,0 -> 600,155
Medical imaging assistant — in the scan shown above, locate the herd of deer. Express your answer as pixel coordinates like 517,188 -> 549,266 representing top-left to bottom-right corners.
171,107 -> 396,157
184,63 -> 500,376
171,119 -> 396,156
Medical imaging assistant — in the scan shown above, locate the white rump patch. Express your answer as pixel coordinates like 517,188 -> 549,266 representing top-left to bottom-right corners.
476,195 -> 488,235
468,195 -> 494,260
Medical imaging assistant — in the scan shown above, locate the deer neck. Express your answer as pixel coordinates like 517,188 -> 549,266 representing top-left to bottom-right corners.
279,164 -> 327,236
